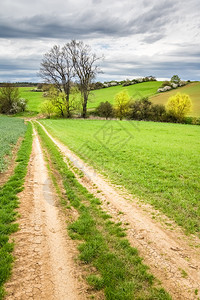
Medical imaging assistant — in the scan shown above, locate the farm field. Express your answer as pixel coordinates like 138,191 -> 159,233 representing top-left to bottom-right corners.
1,117 -> 200,299
0,115 -> 27,172
41,118 -> 200,235
150,82 -> 200,117
20,87 -> 44,114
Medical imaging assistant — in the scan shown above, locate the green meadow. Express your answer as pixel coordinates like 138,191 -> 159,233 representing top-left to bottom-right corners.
41,119 -> 200,235
88,81 -> 162,108
18,82 -> 163,114
20,87 -> 44,114
19,81 -> 200,117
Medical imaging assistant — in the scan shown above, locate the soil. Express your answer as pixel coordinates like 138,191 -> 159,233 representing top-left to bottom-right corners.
38,121 -> 200,300
5,129 -> 88,300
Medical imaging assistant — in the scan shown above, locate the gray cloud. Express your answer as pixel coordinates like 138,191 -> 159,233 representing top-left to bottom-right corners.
0,1 -> 178,39
0,0 -> 199,82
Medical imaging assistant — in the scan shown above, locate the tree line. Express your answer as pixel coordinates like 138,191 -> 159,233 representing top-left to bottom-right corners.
94,90 -> 194,124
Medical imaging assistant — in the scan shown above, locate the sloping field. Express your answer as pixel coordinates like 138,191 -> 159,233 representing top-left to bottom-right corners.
41,119 -> 200,235
0,115 -> 26,172
19,81 -> 200,117
19,82 -> 163,113
88,81 -> 162,108
150,82 -> 200,116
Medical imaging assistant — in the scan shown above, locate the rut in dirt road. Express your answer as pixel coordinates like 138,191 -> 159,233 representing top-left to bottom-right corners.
5,129 -> 87,300
38,121 -> 200,300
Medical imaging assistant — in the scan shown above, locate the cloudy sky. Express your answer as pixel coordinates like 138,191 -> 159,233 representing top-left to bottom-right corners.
0,0 -> 199,82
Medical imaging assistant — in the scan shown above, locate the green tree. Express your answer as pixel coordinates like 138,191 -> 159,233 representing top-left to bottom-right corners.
166,93 -> 192,122
171,75 -> 181,84
96,101 -> 113,119
46,85 -> 80,117
47,86 -> 66,117
0,83 -> 20,114
40,100 -> 55,118
115,90 -> 130,120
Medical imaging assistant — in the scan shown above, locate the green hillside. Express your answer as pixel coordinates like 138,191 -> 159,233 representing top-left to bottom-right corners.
18,81 -> 200,117
88,81 -> 162,108
150,82 -> 200,117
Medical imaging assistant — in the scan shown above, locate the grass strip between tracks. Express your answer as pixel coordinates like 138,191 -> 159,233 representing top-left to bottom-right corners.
0,122 -> 33,299
36,122 -> 171,300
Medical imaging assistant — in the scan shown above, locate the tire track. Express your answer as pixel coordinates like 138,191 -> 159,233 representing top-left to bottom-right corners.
5,128 -> 87,300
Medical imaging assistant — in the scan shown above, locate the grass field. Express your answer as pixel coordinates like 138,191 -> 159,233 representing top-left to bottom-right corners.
36,121 -> 170,299
41,119 -> 200,235
19,81 -> 200,117
150,82 -> 200,117
0,116 -> 27,172
88,81 -> 163,108
18,82 -> 162,114
20,87 -> 44,114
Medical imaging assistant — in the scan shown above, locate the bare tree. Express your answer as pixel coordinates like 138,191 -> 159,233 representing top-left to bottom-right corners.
67,40 -> 102,118
39,45 -> 74,117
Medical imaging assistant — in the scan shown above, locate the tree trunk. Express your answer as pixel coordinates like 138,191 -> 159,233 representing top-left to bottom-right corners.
65,82 -> 70,118
82,93 -> 88,118
66,90 -> 70,118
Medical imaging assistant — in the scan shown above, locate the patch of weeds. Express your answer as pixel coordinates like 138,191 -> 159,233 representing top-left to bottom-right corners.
179,268 -> 188,278
87,275 -> 104,290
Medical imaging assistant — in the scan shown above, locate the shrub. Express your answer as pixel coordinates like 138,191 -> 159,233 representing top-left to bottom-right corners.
0,83 -> 20,114
114,90 -> 130,120
166,93 -> 192,122
95,101 -> 113,119
161,81 -> 172,88
129,98 -> 167,122
40,100 -> 55,118
150,104 -> 166,121
129,97 -> 152,120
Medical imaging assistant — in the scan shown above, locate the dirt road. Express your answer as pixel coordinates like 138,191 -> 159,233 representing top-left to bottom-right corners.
5,129 -> 87,300
38,122 -> 200,300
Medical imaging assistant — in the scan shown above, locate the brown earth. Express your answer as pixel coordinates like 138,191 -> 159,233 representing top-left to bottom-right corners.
38,121 -> 200,300
5,129 -> 89,300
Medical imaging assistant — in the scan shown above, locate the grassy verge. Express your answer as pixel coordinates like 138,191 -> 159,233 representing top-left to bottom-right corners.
0,123 -> 33,299
36,122 -> 171,300
40,119 -> 200,236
